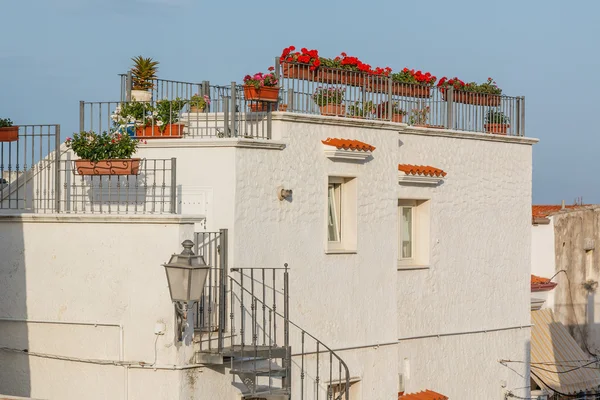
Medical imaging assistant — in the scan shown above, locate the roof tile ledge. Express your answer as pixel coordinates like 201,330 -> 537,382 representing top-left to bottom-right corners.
398,389 -> 448,400
398,164 -> 446,186
322,138 -> 375,161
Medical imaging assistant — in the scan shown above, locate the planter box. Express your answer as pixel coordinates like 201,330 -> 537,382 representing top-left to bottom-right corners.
376,103 -> 406,122
135,124 -> 184,139
315,70 -> 365,87
243,85 -> 279,102
248,103 -> 288,112
484,123 -> 509,135
442,90 -> 501,106
75,158 -> 141,175
282,63 -> 316,81
0,126 -> 19,142
368,82 -> 432,98
319,104 -> 346,117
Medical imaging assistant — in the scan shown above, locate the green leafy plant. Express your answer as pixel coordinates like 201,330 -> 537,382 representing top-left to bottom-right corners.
243,67 -> 279,89
189,94 -> 211,111
348,101 -> 375,117
409,106 -> 430,125
131,56 -> 159,91
112,98 -> 186,133
391,68 -> 437,86
0,118 -> 13,128
312,87 -> 345,106
485,109 -> 510,124
65,131 -> 143,162
437,77 -> 502,95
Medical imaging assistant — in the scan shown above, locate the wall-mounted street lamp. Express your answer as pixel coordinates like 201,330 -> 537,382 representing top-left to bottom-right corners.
162,240 -> 209,342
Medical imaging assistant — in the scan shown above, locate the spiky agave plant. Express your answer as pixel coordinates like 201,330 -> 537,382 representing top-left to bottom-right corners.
131,56 -> 159,90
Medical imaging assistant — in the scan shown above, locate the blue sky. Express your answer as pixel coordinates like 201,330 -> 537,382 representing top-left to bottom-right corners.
2,0 -> 599,204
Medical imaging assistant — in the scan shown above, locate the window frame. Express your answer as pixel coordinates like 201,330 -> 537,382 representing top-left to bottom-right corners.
399,202 -> 416,261
397,199 -> 431,267
326,176 -> 357,254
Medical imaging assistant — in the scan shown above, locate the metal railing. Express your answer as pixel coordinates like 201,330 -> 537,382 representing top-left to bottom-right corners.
278,59 -> 525,136
0,124 -> 61,212
57,157 -> 177,214
85,84 -> 272,140
120,72 -> 206,102
194,230 -> 228,353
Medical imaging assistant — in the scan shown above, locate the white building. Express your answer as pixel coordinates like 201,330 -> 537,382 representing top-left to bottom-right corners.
0,65 -> 535,400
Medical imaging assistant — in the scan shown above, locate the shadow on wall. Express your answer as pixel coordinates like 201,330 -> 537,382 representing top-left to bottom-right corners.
0,219 -> 30,396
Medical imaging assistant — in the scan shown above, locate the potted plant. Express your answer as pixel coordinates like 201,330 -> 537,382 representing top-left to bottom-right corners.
373,68 -> 436,98
437,77 -> 502,106
484,109 -> 510,135
137,98 -> 187,138
243,67 -> 280,102
280,46 -> 320,80
317,53 -> 390,87
409,106 -> 430,127
130,56 -> 159,102
66,131 -> 144,175
313,87 -> 345,116
189,94 -> 210,113
347,101 -> 375,119
376,102 -> 407,123
0,118 -> 18,142
113,99 -> 186,139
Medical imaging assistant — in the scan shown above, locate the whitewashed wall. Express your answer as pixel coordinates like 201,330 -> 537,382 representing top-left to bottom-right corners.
0,113 -> 535,400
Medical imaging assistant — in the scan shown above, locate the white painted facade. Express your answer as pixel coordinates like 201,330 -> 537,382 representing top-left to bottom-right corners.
531,218 -> 557,309
0,113 -> 536,399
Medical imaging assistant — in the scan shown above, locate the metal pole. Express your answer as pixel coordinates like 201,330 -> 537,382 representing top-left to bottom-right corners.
275,56 -> 281,81
223,97 -> 230,137
267,103 -> 272,140
230,82 -> 237,138
54,125 -> 61,213
387,76 -> 393,121
287,88 -> 294,112
170,157 -> 177,213
202,80 -> 210,111
126,70 -> 133,102
79,101 -> 85,132
446,87 -> 454,129
218,228 -> 228,353
515,97 -> 521,137
520,96 -> 526,137
283,263 -> 291,392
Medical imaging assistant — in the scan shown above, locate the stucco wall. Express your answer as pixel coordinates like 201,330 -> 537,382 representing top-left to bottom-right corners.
231,115 -> 534,399
0,215 -> 224,400
550,208 -> 600,354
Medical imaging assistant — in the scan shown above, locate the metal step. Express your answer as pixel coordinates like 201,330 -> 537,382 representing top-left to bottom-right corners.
222,345 -> 289,360
241,386 -> 289,398
230,367 -> 287,378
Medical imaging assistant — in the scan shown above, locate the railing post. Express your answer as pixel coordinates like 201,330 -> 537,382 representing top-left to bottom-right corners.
223,97 -> 230,137
287,88 -> 294,112
170,157 -> 177,214
283,263 -> 291,392
387,76 -> 393,121
275,56 -> 281,81
515,97 -> 521,137
230,82 -> 237,138
79,101 -> 85,132
446,87 -> 454,129
218,229 -> 228,353
54,125 -> 61,213
520,96 -> 526,137
202,80 -> 210,111
126,70 -> 133,102
267,103 -> 272,140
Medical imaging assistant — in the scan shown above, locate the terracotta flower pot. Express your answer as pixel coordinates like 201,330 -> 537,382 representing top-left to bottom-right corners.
282,63 -> 316,81
319,104 -> 346,117
135,124 -> 184,139
189,105 -> 205,113
243,85 -> 279,102
75,158 -> 141,176
442,90 -> 501,106
375,103 -> 405,122
484,123 -> 509,135
0,126 -> 19,142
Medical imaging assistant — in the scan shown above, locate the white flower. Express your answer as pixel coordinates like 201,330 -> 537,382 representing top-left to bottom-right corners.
156,120 -> 164,127
114,106 -> 121,114
111,114 -> 118,121
152,111 -> 158,117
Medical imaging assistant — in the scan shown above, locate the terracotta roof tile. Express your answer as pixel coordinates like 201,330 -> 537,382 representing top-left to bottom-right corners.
532,204 -> 588,218
398,390 -> 448,400
398,164 -> 447,177
531,274 -> 557,292
322,138 -> 376,152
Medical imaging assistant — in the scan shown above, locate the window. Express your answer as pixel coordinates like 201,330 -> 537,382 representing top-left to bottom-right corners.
327,177 -> 357,253
328,182 -> 342,242
398,199 -> 430,267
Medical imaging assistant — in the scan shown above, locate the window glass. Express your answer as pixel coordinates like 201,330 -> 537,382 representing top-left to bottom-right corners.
328,183 -> 341,242
401,207 -> 413,259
